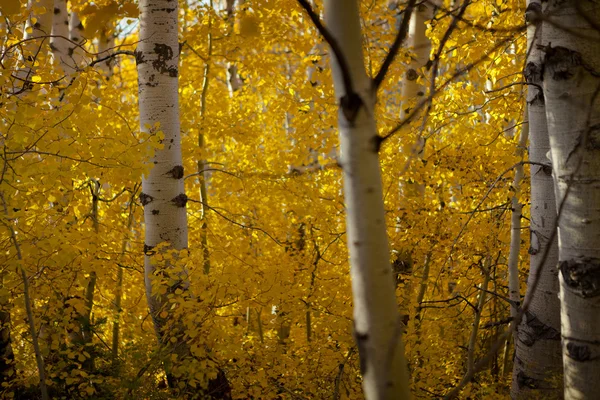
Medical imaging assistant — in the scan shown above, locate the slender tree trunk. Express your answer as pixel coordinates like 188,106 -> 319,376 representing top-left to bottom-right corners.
198,0 -> 213,275
511,1 -> 562,396
399,3 -> 432,120
112,190 -> 137,367
49,0 -> 74,75
324,1 -> 410,398
68,12 -> 85,68
1,194 -> 48,400
81,180 -> 100,372
97,27 -> 116,79
0,274 -> 15,392
14,0 -> 53,93
137,0 -> 188,345
542,0 -> 600,398
508,108 -> 528,323
467,258 -> 490,375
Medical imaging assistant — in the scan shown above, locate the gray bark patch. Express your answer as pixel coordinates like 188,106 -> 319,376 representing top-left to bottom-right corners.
517,370 -> 541,389
585,123 -> 600,150
519,310 -> 560,347
559,258 -> 600,298
566,342 -> 592,362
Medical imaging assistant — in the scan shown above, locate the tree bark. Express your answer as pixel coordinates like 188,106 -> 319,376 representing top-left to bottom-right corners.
324,1 -> 410,399
542,0 -> 600,398
511,2 -> 563,396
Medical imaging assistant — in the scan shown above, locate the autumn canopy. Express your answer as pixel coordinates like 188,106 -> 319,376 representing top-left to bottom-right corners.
1,0 -> 599,399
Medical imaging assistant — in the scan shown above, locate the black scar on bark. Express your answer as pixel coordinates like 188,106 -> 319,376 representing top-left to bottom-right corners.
524,62 -> 543,83
525,2 -> 542,24
353,323 -> 369,375
152,209 -> 159,215
542,45 -> 582,81
541,163 -> 552,175
172,193 -> 188,207
54,7 -> 60,14
371,135 -> 384,153
516,371 -> 540,389
406,68 -> 419,81
340,92 -> 363,123
166,165 -> 184,179
566,342 -> 592,362
134,50 -> 145,65
559,258 -> 600,298
143,244 -> 155,255
518,310 -> 560,347
139,192 -> 153,206
76,22 -> 84,31
152,43 -> 178,77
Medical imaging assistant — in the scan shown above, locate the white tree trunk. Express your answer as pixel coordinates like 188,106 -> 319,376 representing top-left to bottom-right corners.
15,0 -> 53,92
542,0 -> 600,398
137,0 -> 188,339
508,109 -> 528,323
324,1 -> 410,399
399,3 -> 432,120
97,28 -> 116,78
511,1 -> 563,396
68,12 -> 85,69
49,0 -> 74,75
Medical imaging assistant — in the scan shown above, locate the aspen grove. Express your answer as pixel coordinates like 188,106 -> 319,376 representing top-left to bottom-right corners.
0,0 -> 599,399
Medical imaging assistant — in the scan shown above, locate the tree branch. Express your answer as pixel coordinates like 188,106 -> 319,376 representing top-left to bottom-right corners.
296,0 -> 355,96
373,0 -> 417,89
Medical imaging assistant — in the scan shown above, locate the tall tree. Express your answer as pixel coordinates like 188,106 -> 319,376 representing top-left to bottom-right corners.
320,0 -> 411,398
136,1 -> 230,397
542,0 -> 600,397
511,0 -> 562,396
137,0 -> 189,356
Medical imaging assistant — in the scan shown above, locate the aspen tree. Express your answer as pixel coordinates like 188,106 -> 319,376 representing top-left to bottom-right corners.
541,0 -> 600,397
137,0 -> 188,343
323,1 -> 410,398
511,0 -> 562,396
